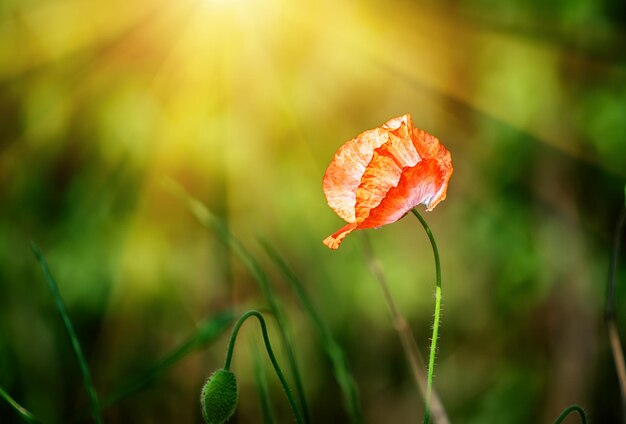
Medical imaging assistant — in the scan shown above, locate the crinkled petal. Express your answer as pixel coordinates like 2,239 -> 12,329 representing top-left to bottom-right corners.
421,147 -> 452,210
355,152 -> 402,222
383,130 -> 421,168
359,154 -> 452,229
354,125 -> 421,223
322,114 -> 453,250
322,128 -> 389,223
383,114 -> 412,136
411,128 -> 441,159
323,222 -> 358,250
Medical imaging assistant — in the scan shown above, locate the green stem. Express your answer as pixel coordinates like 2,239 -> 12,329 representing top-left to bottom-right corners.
0,386 -> 41,423
31,242 -> 103,424
411,209 -> 442,424
552,404 -> 587,424
223,311 -> 304,424
362,234 -> 448,424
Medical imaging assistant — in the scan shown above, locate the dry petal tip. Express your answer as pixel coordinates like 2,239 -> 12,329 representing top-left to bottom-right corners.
323,223 -> 358,250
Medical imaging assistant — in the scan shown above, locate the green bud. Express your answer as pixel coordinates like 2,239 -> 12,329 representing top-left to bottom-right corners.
200,369 -> 238,424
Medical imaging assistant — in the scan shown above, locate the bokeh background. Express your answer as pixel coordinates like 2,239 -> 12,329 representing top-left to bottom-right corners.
1,0 -> 625,422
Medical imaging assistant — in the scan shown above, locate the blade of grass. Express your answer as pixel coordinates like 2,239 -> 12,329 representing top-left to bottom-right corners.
163,178 -> 310,423
0,385 -> 41,423
362,234 -> 449,424
250,340 -> 277,424
101,310 -> 236,409
606,203 -> 626,423
31,242 -> 103,424
259,239 -> 364,424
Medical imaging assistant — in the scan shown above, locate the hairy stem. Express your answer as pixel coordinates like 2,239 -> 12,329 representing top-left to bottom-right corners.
411,209 -> 442,424
362,234 -> 449,424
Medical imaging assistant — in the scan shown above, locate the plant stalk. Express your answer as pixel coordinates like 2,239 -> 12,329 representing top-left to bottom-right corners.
362,234 -> 448,424
411,209 -> 443,424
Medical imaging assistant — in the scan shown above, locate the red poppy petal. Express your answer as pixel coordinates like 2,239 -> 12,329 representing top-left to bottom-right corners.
355,151 -> 402,222
411,128 -> 442,160
359,156 -> 452,229
381,128 -> 421,168
323,222 -> 358,250
323,114 -> 452,250
354,128 -> 421,222
323,128 -> 389,223
383,114 -> 412,137
421,141 -> 452,211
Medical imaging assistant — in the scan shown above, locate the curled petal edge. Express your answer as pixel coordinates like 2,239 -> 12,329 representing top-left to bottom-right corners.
323,222 -> 358,250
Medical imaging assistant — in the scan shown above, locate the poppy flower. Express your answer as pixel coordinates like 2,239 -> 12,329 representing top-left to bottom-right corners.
322,114 -> 453,250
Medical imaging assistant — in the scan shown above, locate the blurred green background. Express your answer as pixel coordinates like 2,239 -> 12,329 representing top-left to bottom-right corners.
1,0 -> 625,422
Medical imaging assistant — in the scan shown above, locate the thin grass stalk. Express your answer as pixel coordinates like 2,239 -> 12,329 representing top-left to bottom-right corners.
606,205 -> 626,423
250,341 -> 277,424
362,233 -> 449,424
0,386 -> 41,423
260,239 -> 364,424
31,242 -> 103,424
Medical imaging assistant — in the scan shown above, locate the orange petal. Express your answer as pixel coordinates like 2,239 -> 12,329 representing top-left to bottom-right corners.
422,152 -> 452,211
323,222 -> 358,250
382,130 -> 421,168
355,151 -> 402,223
354,120 -> 421,222
322,114 -> 452,250
360,155 -> 452,229
383,114 -> 413,137
411,128 -> 442,160
323,127 -> 389,223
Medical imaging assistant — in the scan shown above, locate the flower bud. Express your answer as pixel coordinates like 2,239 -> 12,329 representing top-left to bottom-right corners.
200,369 -> 238,424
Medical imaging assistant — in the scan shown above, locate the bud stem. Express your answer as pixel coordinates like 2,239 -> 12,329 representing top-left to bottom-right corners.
223,310 -> 304,424
552,404 -> 587,424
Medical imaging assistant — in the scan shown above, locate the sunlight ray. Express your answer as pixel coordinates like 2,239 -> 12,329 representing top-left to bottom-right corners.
0,0 -> 161,80
296,1 -> 625,177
